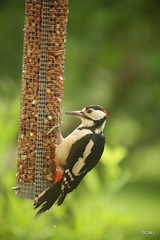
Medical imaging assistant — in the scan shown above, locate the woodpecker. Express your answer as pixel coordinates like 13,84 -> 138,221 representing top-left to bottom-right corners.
33,105 -> 107,218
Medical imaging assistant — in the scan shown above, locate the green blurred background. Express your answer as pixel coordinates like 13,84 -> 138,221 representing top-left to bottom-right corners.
0,0 -> 160,239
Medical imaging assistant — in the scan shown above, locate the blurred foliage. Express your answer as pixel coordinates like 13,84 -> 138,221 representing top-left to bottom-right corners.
0,0 -> 160,239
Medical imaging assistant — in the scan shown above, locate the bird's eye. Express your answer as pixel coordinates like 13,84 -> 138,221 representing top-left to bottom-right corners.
87,109 -> 92,114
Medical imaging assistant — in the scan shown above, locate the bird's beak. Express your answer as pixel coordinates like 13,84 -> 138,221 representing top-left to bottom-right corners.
65,110 -> 84,118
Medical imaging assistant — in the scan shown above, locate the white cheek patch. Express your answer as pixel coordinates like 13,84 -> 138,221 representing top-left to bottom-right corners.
87,110 -> 106,121
72,139 -> 94,176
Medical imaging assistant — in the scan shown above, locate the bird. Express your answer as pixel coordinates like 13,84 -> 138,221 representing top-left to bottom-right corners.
33,105 -> 107,218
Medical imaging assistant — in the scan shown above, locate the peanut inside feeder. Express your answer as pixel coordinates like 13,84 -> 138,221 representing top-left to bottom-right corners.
14,0 -> 69,200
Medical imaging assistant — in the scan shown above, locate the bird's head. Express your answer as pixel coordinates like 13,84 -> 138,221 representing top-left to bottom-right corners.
66,105 -> 107,132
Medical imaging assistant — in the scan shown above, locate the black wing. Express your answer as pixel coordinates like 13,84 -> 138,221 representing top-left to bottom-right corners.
57,133 -> 105,205
66,133 -> 105,171
77,133 -> 105,174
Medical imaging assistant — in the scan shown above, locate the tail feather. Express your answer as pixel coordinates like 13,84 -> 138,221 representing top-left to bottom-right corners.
57,192 -> 67,206
33,180 -> 62,218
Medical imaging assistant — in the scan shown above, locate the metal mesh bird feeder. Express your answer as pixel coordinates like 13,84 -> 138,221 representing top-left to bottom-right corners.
13,0 -> 69,200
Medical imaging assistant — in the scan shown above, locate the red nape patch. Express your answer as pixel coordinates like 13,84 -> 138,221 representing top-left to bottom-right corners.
102,110 -> 107,117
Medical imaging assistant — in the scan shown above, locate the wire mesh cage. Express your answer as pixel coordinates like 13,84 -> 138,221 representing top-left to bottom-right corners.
13,0 -> 69,200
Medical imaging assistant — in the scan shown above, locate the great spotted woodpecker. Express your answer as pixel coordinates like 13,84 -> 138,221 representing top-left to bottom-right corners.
33,105 -> 107,218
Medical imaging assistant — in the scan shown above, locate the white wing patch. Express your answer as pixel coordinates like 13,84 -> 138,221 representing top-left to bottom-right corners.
72,139 -> 94,176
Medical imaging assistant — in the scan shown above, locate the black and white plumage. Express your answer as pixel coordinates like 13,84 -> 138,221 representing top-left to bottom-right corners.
33,105 -> 107,218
